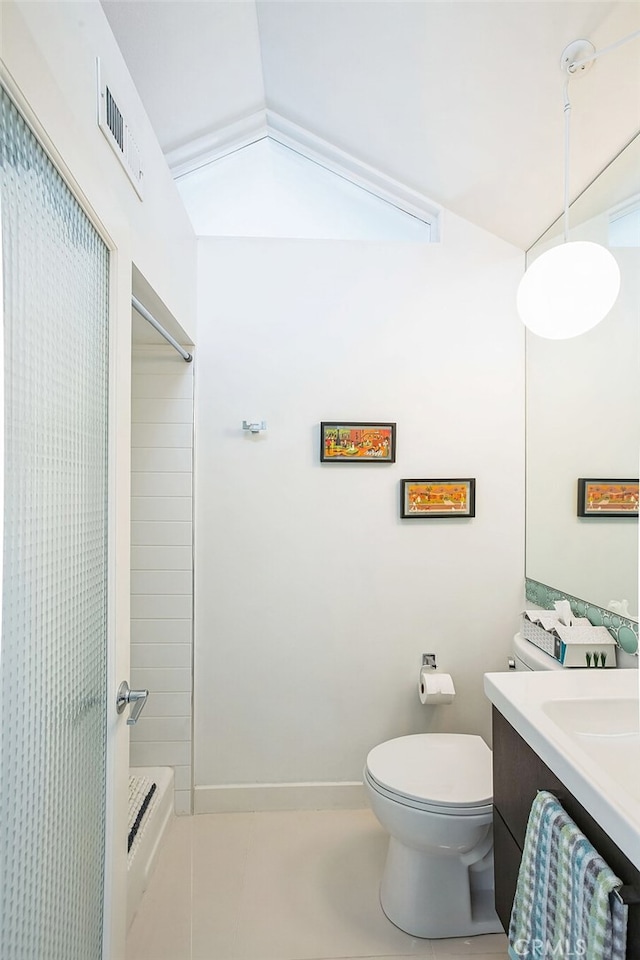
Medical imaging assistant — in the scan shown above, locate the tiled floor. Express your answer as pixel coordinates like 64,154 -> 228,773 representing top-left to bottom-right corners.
126,808 -> 508,960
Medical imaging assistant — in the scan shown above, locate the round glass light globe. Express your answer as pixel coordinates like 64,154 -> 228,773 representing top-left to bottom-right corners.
517,240 -> 621,339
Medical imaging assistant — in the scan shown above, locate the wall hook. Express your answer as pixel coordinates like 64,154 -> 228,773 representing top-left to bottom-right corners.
242,420 -> 267,434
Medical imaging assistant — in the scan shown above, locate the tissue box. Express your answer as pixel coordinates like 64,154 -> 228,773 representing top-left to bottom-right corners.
552,625 -> 617,667
521,612 -> 616,667
521,617 -> 556,656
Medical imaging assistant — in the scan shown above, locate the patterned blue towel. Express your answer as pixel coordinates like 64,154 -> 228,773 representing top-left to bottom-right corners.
508,791 -> 628,960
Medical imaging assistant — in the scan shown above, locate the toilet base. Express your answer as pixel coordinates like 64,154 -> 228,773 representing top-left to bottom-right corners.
379,836 -> 504,939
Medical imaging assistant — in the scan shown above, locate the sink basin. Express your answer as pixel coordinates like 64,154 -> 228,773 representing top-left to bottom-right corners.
542,697 -> 640,737
541,696 -> 640,803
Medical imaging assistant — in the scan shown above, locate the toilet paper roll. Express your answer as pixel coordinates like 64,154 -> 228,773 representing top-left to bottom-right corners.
418,668 -> 456,705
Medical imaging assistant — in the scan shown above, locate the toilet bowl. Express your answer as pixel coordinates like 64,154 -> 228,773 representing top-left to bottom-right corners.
364,733 -> 503,939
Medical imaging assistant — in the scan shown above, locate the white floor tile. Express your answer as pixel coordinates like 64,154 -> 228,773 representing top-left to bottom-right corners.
126,816 -> 193,960
126,808 -> 507,960
432,933 -> 508,957
190,813 -> 256,960
234,809 -> 434,960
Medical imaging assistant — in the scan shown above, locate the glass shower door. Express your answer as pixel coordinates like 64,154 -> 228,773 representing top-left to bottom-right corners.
0,87 -> 110,960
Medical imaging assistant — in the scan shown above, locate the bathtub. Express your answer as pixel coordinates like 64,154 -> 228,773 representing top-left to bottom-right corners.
127,766 -> 175,929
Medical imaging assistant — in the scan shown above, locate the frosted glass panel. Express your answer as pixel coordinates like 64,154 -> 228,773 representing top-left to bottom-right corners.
0,89 -> 109,960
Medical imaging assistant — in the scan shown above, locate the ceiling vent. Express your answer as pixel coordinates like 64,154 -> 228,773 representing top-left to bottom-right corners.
96,59 -> 144,199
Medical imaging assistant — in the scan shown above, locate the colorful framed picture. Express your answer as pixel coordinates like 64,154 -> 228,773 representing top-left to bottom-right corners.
401,478 -> 476,518
320,422 -> 396,463
577,478 -> 639,517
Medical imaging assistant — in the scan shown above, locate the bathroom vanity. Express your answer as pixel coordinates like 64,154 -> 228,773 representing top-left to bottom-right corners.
484,669 -> 640,952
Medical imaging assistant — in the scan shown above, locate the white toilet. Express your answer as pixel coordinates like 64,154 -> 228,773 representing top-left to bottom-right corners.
364,634 -> 558,939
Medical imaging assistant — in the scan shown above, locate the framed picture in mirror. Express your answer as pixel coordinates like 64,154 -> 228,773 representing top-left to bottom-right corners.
577,478 -> 639,518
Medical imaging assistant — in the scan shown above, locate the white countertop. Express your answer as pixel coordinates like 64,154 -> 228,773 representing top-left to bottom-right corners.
484,667 -> 640,870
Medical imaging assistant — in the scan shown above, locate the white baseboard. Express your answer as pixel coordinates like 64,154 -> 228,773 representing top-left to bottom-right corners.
194,781 -> 366,814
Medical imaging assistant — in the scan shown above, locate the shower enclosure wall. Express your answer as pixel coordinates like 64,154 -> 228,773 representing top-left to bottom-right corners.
130,343 -> 194,815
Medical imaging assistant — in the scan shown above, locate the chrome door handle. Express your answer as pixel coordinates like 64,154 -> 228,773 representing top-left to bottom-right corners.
116,680 -> 149,725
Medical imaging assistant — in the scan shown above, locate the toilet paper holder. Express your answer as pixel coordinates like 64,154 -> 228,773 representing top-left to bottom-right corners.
422,653 -> 437,670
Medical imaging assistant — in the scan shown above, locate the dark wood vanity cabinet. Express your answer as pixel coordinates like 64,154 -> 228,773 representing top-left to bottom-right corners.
491,706 -> 640,954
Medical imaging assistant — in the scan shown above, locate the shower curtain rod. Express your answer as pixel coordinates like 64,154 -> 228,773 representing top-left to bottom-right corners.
131,295 -> 193,362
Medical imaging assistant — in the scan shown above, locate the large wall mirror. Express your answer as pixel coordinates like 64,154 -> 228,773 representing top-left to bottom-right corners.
525,133 -> 639,639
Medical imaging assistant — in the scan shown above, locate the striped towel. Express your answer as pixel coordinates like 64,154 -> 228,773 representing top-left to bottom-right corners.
508,791 -> 628,960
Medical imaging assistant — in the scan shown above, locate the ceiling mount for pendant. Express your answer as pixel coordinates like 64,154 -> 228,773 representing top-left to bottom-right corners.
560,39 -> 595,75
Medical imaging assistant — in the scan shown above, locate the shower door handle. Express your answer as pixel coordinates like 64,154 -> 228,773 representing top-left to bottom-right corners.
116,680 -> 149,725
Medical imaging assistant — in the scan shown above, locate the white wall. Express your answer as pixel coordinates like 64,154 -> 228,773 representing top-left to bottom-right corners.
130,346 -> 195,816
194,214 -> 525,812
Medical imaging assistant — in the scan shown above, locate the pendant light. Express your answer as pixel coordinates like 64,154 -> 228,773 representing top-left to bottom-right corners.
517,37 -> 631,340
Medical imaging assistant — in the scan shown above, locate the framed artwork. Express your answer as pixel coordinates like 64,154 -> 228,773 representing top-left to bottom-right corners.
320,422 -> 396,462
401,478 -> 476,518
577,478 -> 639,517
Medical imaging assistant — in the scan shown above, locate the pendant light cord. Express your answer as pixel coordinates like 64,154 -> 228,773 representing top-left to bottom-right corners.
562,78 -> 571,244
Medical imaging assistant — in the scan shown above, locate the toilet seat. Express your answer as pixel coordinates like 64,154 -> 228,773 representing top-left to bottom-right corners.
365,733 -> 493,816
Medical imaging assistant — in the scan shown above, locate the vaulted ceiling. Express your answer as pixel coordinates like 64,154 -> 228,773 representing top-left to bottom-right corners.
102,1 -> 640,250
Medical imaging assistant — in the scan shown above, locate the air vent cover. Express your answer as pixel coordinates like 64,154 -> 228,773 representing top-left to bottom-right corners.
97,59 -> 143,199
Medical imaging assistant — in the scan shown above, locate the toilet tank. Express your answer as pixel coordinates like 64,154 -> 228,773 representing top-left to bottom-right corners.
512,631 -> 563,671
